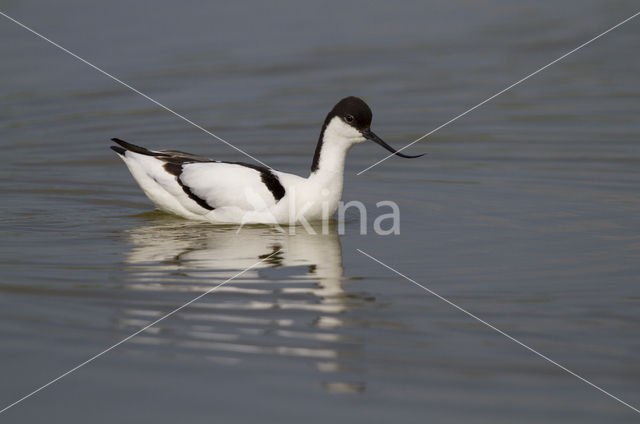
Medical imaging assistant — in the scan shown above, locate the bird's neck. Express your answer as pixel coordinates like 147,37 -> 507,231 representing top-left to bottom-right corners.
309,132 -> 350,183
306,130 -> 352,211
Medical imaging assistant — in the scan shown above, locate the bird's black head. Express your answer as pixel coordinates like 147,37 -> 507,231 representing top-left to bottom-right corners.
325,96 -> 373,131
311,96 -> 423,173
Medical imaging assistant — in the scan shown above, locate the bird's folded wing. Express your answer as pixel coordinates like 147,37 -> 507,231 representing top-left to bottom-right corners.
179,162 -> 279,211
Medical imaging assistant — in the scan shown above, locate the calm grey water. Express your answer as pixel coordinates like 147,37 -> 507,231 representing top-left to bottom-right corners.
1,1 -> 639,422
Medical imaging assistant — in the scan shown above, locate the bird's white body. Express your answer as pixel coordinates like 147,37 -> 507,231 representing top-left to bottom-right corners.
115,118 -> 358,224
111,96 -> 421,224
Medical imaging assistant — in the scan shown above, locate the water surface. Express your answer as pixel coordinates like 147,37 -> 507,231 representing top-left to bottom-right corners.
1,1 -> 639,422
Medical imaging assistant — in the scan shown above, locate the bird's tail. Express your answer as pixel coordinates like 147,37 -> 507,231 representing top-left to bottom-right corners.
110,138 -> 162,157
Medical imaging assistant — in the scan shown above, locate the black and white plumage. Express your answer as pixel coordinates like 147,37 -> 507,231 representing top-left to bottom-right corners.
111,96 -> 422,224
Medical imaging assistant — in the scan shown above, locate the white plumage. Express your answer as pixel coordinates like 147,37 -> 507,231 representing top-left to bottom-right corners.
111,96 -> 422,224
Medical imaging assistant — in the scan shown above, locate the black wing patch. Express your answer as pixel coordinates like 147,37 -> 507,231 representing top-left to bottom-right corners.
163,163 -> 215,211
228,162 -> 286,201
111,138 -> 285,204
260,170 -> 286,201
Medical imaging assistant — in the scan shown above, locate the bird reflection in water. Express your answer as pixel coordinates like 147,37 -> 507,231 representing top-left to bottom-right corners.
119,213 -> 370,394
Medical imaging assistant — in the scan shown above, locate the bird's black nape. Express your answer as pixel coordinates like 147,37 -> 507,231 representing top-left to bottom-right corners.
326,96 -> 372,131
311,96 -> 373,172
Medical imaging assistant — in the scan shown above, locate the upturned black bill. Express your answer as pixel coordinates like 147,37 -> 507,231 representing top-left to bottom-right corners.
362,129 -> 424,158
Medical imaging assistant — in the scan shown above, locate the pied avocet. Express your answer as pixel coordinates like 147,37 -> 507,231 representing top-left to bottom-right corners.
111,96 -> 422,224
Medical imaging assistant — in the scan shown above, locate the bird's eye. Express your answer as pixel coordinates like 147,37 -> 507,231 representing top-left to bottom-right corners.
345,114 -> 354,123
